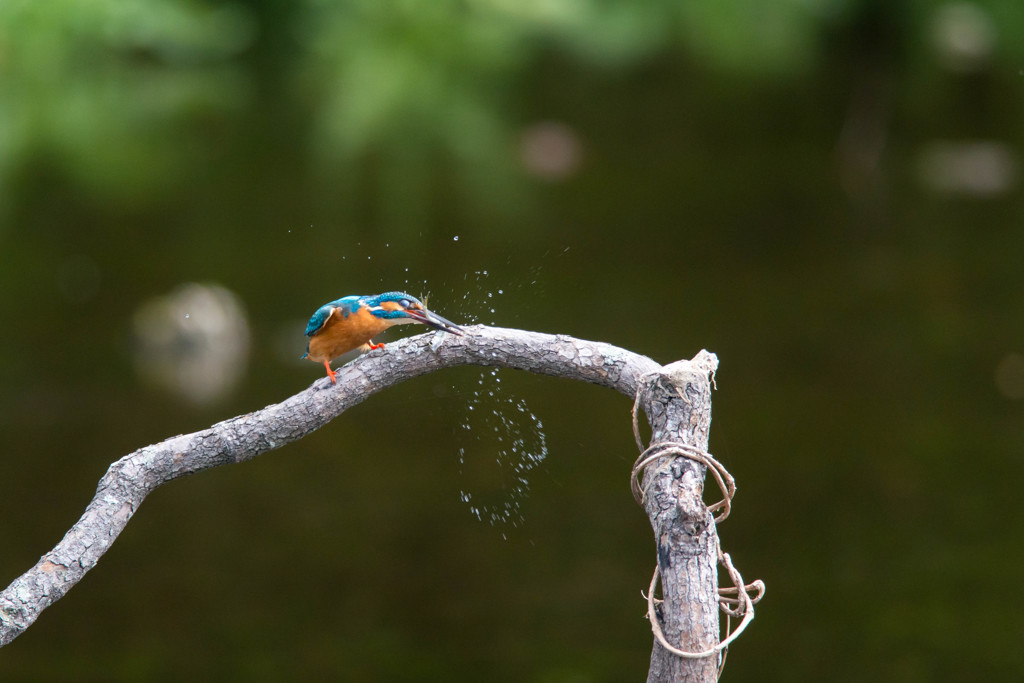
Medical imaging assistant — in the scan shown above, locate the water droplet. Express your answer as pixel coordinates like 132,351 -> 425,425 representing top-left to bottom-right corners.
184,313 -> 190,319
453,236 -> 460,241
454,370 -> 548,530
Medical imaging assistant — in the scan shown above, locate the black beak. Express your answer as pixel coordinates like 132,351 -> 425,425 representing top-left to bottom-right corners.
407,308 -> 465,336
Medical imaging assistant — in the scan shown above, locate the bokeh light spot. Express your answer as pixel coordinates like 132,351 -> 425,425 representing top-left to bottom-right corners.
995,353 -> 1024,400
132,283 -> 249,405
520,121 -> 583,182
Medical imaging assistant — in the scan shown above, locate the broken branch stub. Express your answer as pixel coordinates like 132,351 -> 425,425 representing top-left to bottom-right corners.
635,353 -> 721,683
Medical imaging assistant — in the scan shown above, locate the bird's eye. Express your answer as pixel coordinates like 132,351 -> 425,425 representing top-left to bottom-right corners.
400,299 -> 412,308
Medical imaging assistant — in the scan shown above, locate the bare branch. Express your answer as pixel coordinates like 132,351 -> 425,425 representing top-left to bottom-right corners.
0,325 -> 661,647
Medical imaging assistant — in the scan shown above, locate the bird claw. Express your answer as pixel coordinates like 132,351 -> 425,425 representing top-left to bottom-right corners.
322,361 -> 338,384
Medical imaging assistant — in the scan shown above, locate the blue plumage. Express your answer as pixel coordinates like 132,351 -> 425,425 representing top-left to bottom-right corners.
361,292 -> 416,313
304,296 -> 361,336
303,306 -> 334,338
304,292 -> 423,336
300,291 -> 464,382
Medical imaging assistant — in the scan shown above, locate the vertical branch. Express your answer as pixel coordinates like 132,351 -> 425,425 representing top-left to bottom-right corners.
640,352 -> 720,682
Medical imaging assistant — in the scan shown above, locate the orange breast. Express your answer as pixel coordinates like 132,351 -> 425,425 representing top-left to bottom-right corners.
306,307 -> 390,362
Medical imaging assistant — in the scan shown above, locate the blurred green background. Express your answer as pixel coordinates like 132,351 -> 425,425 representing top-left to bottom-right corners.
2,0 -> 1023,680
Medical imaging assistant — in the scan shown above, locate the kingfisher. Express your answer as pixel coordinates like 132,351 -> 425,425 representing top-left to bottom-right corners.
302,291 -> 464,383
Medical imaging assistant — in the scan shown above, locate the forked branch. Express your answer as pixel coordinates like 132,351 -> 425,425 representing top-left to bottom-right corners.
0,325 -> 744,682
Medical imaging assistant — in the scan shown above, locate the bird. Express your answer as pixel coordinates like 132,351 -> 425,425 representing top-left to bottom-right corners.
302,291 -> 465,383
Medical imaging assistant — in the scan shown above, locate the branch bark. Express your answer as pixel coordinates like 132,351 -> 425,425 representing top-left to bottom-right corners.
0,325 -> 721,680
640,355 -> 720,682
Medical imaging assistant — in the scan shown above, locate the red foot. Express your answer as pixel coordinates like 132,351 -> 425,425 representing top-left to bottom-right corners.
322,360 -> 337,384
368,342 -> 385,350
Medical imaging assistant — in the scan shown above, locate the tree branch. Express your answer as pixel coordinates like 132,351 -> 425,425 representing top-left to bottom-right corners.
0,326 -> 721,681
639,354 -> 720,682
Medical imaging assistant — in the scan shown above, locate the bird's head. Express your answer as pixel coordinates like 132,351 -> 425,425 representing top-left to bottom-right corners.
363,292 -> 465,335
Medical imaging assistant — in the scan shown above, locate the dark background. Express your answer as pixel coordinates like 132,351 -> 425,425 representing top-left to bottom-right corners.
2,1 -> 1022,680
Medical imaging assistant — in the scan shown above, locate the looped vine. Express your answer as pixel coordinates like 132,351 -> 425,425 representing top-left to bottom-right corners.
631,374 -> 765,676
644,549 -> 765,673
630,441 -> 735,521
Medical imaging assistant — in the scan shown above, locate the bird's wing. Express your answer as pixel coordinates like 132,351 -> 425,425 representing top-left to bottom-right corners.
304,296 -> 362,336
331,295 -> 362,318
304,305 -> 337,337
